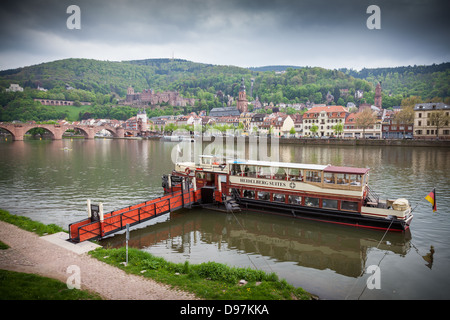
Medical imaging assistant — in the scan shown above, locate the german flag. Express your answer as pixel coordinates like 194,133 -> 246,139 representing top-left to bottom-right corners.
425,188 -> 437,212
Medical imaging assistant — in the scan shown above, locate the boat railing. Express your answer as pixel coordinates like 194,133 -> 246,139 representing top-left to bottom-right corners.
366,185 -> 380,205
232,188 -> 242,202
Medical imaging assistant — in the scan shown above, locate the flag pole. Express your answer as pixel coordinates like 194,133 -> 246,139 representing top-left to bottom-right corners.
410,203 -> 420,214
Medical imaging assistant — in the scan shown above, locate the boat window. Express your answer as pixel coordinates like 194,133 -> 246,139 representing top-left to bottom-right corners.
243,190 -> 255,199
348,174 -> 361,186
322,199 -> 338,209
324,172 -> 335,184
288,168 -> 302,181
336,174 -> 349,185
273,193 -> 285,202
246,165 -> 257,177
305,197 -> 319,207
257,191 -> 270,201
305,170 -> 321,183
288,195 -> 302,204
274,167 -> 288,180
258,166 -> 272,179
341,201 -> 358,211
231,164 -> 241,175
196,172 -> 205,179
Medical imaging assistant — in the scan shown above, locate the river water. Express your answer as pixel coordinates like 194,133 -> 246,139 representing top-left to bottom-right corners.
0,137 -> 449,300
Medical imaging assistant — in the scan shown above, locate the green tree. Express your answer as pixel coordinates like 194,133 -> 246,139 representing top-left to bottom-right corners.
332,123 -> 344,137
289,126 -> 296,136
310,124 -> 318,137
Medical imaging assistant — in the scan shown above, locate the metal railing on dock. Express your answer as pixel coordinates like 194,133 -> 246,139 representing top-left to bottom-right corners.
69,188 -> 201,243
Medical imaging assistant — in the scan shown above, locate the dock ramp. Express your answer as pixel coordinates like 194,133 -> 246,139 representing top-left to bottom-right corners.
69,189 -> 201,243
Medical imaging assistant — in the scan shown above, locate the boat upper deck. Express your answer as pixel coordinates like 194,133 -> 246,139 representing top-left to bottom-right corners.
228,159 -> 329,171
175,156 -> 370,193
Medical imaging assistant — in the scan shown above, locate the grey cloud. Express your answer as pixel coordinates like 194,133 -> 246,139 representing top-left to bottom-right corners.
0,0 -> 448,70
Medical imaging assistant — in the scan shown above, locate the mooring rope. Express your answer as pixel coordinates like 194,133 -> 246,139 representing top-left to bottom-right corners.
229,210 -> 276,275
345,218 -> 395,300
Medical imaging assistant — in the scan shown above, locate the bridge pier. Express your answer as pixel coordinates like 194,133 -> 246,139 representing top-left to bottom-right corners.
52,126 -> 64,140
115,127 -> 125,138
11,125 -> 25,141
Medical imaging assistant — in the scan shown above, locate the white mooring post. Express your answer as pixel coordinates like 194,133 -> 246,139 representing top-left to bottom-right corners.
99,202 -> 104,222
87,199 -> 92,218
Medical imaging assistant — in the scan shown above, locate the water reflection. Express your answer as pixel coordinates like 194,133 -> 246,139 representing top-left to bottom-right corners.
101,209 -> 412,278
1,139 -> 449,299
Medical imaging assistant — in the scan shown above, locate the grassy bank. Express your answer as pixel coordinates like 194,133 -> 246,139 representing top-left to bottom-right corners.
0,269 -> 102,300
0,209 -> 65,236
90,247 -> 312,300
0,209 -> 101,300
0,209 -> 314,300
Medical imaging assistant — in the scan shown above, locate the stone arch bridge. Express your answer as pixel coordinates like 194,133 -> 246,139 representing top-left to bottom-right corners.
0,123 -> 138,141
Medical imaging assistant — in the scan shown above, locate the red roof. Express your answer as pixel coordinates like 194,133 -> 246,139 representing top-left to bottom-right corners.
304,105 -> 348,119
324,166 -> 369,175
345,113 -> 357,123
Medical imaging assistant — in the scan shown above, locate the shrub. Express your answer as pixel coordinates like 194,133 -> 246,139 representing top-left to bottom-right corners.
195,261 -> 238,283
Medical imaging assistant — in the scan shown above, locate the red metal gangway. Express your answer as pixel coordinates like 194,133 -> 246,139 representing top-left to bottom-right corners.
69,188 -> 201,243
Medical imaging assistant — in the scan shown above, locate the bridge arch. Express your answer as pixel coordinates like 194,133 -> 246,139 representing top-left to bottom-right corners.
0,126 -> 15,140
68,126 -> 91,139
24,126 -> 57,139
92,126 -> 119,138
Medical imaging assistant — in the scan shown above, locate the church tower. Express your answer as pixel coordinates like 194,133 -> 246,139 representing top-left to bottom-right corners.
374,82 -> 382,108
126,86 -> 135,103
236,78 -> 248,113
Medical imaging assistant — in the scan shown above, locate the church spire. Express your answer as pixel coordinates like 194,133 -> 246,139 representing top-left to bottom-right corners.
239,77 -> 246,92
237,78 -> 248,113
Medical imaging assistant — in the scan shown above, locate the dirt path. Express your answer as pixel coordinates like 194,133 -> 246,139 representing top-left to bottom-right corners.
0,221 -> 198,300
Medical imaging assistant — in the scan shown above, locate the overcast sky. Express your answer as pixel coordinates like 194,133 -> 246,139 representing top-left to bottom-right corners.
0,0 -> 449,71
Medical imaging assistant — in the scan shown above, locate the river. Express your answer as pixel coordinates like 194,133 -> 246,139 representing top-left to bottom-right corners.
0,137 -> 449,299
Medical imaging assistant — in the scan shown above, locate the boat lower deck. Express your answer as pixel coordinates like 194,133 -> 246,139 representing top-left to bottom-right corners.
235,197 -> 411,232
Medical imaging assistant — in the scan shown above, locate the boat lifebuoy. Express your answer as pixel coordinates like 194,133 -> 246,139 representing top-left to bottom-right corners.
185,167 -> 190,174
363,187 -> 368,199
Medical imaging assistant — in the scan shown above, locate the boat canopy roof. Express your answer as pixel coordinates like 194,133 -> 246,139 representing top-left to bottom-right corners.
324,165 -> 369,175
227,158 -> 368,174
228,159 -> 327,171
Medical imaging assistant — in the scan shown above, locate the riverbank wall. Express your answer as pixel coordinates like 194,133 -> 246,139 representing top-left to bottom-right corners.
234,137 -> 450,148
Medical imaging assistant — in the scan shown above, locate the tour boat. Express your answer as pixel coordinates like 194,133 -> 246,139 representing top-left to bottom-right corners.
162,155 -> 413,232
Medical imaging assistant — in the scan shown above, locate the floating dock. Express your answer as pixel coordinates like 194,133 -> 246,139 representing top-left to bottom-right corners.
69,183 -> 201,243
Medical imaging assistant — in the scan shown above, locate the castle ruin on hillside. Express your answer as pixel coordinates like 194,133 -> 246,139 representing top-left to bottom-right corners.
124,87 -> 196,107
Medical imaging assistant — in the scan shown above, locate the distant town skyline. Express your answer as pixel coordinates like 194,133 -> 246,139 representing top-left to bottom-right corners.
0,0 -> 449,71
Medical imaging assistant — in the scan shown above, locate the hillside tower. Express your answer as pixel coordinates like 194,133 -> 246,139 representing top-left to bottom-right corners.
236,78 -> 248,113
374,82 -> 382,108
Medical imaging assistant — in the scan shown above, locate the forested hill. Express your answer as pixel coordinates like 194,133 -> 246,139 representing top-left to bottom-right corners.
0,58 -> 448,122
0,58 -> 254,98
339,63 -> 450,99
341,63 -> 450,79
249,65 -> 303,72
